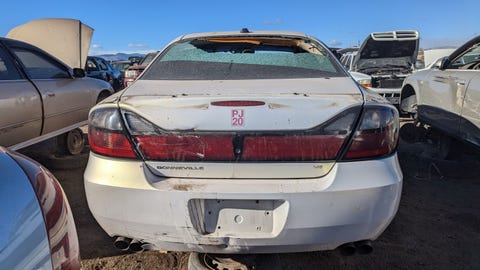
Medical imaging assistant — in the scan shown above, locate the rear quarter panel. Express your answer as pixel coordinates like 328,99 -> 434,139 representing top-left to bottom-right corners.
0,153 -> 52,269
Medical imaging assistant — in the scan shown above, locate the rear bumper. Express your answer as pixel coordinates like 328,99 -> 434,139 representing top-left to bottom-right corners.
84,153 -> 402,253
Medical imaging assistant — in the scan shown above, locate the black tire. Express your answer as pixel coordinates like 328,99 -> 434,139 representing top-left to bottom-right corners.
56,128 -> 85,156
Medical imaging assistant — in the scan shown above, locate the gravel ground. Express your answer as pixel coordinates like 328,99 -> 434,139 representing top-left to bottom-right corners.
23,125 -> 480,270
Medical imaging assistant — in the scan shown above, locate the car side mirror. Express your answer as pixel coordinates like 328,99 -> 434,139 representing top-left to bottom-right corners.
439,57 -> 450,70
73,68 -> 86,78
415,61 -> 425,70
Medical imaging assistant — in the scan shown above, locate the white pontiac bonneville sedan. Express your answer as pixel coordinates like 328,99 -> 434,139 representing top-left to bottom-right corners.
84,30 -> 402,255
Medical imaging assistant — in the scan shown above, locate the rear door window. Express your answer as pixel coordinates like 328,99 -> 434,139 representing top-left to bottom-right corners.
0,46 -> 23,80
86,58 -> 100,71
11,48 -> 70,79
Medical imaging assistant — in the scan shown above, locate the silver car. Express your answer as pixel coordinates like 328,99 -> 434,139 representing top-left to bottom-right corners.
0,37 -> 113,152
0,147 -> 81,269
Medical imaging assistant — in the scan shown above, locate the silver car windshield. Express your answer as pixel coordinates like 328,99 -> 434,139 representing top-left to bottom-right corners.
141,37 -> 344,80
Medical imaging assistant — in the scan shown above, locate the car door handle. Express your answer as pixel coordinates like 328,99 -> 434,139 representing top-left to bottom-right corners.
46,91 -> 55,97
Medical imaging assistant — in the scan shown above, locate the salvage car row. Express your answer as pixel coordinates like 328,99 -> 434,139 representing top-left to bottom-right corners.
338,30 -> 480,153
1,18 -> 479,270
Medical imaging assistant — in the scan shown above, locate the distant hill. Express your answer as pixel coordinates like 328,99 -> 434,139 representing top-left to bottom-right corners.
90,53 -> 145,61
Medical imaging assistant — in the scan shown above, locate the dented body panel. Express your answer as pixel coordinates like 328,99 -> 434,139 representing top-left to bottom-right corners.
401,35 -> 480,148
121,78 -> 363,131
85,152 -> 402,253
85,30 -> 403,253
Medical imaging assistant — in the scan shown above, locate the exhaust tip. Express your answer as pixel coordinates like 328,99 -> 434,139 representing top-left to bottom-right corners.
355,240 -> 373,255
338,242 -> 356,256
129,239 -> 144,253
114,236 -> 132,251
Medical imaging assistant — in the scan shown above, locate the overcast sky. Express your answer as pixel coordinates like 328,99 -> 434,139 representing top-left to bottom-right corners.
1,0 -> 478,55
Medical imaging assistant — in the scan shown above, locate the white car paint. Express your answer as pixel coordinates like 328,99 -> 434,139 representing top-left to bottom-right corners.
401,35 -> 480,148
84,30 -> 402,254
85,153 -> 402,253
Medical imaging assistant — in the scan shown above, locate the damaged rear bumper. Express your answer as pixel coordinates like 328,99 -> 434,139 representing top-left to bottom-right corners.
84,153 -> 402,254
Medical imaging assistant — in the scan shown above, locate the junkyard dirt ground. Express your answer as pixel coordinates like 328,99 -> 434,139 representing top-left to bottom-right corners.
28,122 -> 480,270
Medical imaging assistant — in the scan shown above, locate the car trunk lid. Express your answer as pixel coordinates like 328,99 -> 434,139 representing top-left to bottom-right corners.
119,78 -> 363,178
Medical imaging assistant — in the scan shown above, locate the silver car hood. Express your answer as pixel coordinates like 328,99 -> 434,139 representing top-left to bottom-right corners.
7,18 -> 93,69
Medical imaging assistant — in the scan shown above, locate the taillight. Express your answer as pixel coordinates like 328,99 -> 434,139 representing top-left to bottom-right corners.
342,105 -> 399,160
88,108 -> 137,158
9,151 -> 81,270
241,135 -> 344,161
135,135 -> 235,161
125,69 -> 137,78
123,107 -> 360,162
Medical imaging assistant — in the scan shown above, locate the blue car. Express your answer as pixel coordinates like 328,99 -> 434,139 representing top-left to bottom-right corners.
0,147 -> 81,269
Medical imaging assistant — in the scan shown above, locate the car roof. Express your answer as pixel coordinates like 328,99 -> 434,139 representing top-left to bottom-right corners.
178,30 -> 312,41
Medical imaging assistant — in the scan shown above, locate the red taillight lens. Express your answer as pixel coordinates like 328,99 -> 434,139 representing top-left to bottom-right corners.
123,108 -> 360,162
242,135 -> 345,161
88,108 -> 137,159
134,135 -> 234,161
89,127 -> 137,158
343,105 -> 399,160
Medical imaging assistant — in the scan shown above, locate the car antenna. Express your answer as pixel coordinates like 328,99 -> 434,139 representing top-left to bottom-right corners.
240,28 -> 250,33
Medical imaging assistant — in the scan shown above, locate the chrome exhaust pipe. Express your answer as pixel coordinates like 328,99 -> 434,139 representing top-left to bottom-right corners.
129,239 -> 144,253
338,242 -> 356,256
141,243 -> 155,251
114,236 -> 132,251
355,240 -> 373,254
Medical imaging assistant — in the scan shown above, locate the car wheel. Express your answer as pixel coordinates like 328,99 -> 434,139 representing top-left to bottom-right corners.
57,128 -> 85,156
188,253 -> 281,270
400,94 -> 418,120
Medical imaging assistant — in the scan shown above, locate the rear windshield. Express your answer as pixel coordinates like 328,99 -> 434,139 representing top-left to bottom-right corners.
141,37 -> 344,80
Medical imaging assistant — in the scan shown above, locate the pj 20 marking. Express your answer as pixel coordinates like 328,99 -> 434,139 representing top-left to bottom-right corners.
232,109 -> 245,126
